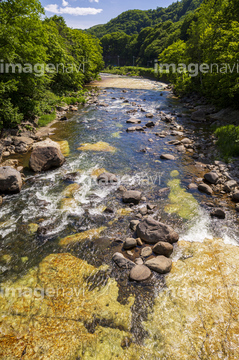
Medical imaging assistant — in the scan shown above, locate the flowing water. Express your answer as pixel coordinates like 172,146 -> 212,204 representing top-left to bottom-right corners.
1,74 -> 239,359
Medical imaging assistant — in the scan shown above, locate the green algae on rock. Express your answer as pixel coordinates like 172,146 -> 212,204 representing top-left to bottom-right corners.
143,238 -> 239,360
59,226 -> 107,246
77,141 -> 116,153
165,177 -> 198,220
57,140 -> 70,157
0,253 -> 134,360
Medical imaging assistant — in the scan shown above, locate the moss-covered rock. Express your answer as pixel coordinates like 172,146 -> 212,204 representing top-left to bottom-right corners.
77,141 -> 116,153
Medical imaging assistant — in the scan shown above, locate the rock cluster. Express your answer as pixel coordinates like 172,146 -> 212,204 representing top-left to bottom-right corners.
113,216 -> 179,282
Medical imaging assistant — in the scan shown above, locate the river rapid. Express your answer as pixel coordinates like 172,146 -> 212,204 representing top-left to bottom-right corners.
1,74 -> 239,359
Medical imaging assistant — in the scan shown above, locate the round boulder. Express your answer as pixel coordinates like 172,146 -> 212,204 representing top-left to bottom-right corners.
136,216 -> 179,244
29,139 -> 65,172
129,265 -> 151,281
145,255 -> 172,274
0,166 -> 22,194
153,241 -> 173,257
198,183 -> 213,195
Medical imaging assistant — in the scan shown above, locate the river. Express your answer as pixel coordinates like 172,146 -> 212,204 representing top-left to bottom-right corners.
0,74 -> 239,359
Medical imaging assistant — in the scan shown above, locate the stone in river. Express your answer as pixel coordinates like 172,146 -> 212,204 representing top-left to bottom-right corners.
122,190 -> 142,204
123,238 -> 137,250
160,154 -> 176,160
129,265 -> 151,281
141,246 -> 153,257
145,255 -> 172,274
198,183 -> 213,195
126,118 -> 141,124
210,209 -> 226,219
136,216 -> 179,244
29,139 -> 65,172
204,171 -> 219,184
112,252 -> 135,269
0,166 -> 22,194
153,241 -> 174,257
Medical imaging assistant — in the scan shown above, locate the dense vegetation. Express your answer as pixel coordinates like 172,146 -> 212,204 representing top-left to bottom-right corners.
96,0 -> 239,109
87,0 -> 203,38
0,0 -> 104,129
159,0 -> 239,107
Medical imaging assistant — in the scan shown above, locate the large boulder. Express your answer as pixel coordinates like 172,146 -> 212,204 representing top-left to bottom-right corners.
145,255 -> 172,274
0,166 -> 22,194
29,139 -> 65,172
122,190 -> 142,204
136,217 -> 179,244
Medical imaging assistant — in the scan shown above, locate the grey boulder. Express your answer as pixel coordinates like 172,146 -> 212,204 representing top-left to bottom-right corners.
97,172 -> 117,184
204,171 -> 219,184
136,216 -> 179,244
29,139 -> 65,172
0,166 -> 22,194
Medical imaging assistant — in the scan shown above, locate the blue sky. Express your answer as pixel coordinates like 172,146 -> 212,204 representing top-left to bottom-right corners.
41,0 -> 174,29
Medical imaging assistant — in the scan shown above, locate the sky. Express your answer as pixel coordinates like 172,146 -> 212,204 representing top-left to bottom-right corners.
41,0 -> 174,29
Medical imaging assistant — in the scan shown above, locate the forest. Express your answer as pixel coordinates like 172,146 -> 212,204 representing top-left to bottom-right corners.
92,0 -> 239,107
0,0 -> 104,129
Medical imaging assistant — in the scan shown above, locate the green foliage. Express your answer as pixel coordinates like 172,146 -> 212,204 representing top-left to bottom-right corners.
0,0 -> 103,128
38,111 -> 56,127
87,0 -> 203,38
214,125 -> 239,160
61,96 -> 86,105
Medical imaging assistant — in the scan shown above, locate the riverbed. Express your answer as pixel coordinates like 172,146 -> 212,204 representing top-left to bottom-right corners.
0,74 -> 239,359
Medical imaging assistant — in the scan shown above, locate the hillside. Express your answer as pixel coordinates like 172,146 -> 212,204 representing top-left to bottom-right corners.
86,0 -> 203,38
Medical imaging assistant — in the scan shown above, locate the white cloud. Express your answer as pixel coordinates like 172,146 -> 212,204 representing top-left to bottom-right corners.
89,0 -> 99,3
44,4 -> 102,15
62,0 -> 69,6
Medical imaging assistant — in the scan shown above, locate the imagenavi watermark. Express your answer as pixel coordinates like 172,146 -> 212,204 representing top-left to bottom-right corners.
154,61 -> 239,77
0,58 -> 89,77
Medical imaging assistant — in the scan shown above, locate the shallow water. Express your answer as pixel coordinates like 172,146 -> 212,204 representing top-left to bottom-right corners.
0,74 -> 239,359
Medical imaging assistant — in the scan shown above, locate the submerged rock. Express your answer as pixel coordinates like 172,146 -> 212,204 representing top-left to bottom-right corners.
56,140 -> 70,157
0,166 -> 22,194
129,265 -> 151,281
59,227 -> 107,246
136,216 -> 179,244
145,255 -> 172,274
160,154 -> 176,160
144,238 -> 239,359
0,253 -> 135,359
77,141 -> 116,152
29,139 -> 65,172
